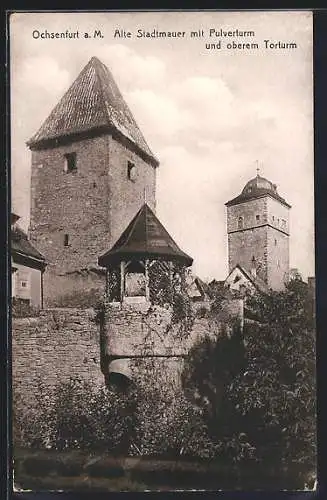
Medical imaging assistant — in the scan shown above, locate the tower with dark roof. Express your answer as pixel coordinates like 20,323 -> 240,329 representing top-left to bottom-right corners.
225,173 -> 291,291
97,203 -> 194,387
28,57 -> 158,304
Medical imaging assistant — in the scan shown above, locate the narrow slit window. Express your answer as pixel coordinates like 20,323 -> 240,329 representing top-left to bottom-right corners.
127,161 -> 137,181
64,234 -> 69,247
238,216 -> 244,229
64,152 -> 77,173
256,214 -> 260,222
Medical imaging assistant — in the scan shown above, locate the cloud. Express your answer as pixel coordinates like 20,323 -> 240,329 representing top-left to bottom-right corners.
171,75 -> 238,134
89,44 -> 299,164
138,73 -> 282,154
127,89 -> 190,141
96,44 -> 166,89
173,75 -> 233,108
10,13 -> 314,279
16,56 -> 70,96
156,145 -> 230,279
125,74 -> 239,152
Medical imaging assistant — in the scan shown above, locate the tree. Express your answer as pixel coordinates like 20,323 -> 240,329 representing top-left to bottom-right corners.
182,278 -> 316,479
128,359 -> 218,460
182,322 -> 252,465
235,279 -> 316,469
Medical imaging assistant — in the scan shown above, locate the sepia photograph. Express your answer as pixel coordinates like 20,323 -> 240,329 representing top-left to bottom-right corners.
10,10 -> 316,491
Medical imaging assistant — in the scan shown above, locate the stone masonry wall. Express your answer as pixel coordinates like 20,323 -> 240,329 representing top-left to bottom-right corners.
228,227 -> 268,283
227,197 -> 268,234
227,198 -> 268,282
103,300 -> 243,374
266,226 -> 289,290
266,197 -> 290,235
12,308 -> 104,409
266,197 -> 290,290
108,137 -> 156,246
43,270 -> 105,307
29,133 -> 157,304
102,300 -> 243,389
105,302 -> 215,359
29,135 -> 111,275
13,301 -> 243,412
227,195 -> 290,288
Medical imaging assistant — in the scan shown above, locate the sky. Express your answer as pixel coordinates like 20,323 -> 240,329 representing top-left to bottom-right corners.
10,11 -> 314,281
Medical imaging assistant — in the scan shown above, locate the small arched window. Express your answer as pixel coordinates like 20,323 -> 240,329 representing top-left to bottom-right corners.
238,216 -> 244,229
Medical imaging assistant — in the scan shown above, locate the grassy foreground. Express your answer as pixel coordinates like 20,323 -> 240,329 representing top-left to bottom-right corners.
12,448 -> 312,492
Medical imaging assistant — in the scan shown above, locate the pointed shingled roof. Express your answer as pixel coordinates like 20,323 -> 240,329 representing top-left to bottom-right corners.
98,204 -> 193,267
27,57 -> 158,166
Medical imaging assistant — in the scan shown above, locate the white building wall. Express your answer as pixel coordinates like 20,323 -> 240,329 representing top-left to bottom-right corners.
13,262 -> 42,307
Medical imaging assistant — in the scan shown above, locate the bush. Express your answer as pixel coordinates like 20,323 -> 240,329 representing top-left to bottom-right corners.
131,388 -> 218,460
13,370 -> 218,462
129,362 -> 218,460
12,297 -> 40,318
181,279 -> 316,483
13,377 -> 134,453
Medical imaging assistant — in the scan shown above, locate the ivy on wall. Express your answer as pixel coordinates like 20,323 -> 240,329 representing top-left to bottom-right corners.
104,259 -> 195,340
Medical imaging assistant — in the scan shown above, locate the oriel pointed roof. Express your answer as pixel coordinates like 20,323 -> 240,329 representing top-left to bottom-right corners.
27,57 -> 158,166
98,204 -> 193,267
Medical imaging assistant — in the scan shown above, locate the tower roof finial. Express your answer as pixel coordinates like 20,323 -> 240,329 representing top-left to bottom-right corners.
256,159 -> 260,177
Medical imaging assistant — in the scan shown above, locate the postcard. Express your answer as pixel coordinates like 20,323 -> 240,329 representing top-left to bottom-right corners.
10,10 -> 316,492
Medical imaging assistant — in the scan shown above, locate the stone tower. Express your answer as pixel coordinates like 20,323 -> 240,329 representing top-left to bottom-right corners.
98,202 -> 194,388
225,173 -> 291,291
27,57 -> 159,304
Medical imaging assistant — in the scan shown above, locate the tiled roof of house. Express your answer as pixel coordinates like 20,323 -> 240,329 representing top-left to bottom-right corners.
226,264 -> 269,294
11,212 -> 20,225
27,57 -> 158,165
194,277 -> 209,296
185,274 -> 209,300
98,203 -> 193,267
12,226 -> 46,263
